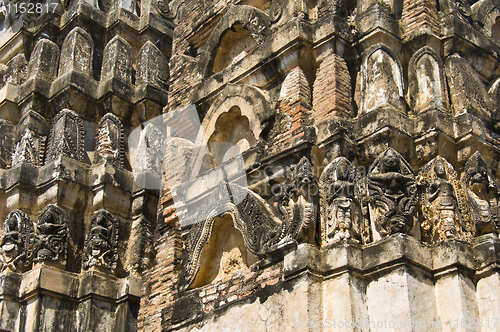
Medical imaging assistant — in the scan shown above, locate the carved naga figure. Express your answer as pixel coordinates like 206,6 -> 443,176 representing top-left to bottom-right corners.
33,205 -> 69,265
83,210 -> 119,272
366,148 -> 417,240
463,152 -> 500,236
178,157 -> 318,290
418,157 -> 468,242
0,210 -> 34,273
320,157 -> 362,245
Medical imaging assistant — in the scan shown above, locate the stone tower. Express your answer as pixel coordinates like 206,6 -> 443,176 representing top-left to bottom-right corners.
0,0 -> 500,331
142,0 -> 500,331
0,0 -> 177,330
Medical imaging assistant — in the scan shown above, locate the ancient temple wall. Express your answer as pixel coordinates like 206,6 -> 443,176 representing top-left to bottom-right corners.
1,0 -> 500,330
144,0 -> 500,330
161,235 -> 500,332
0,0 -> 176,330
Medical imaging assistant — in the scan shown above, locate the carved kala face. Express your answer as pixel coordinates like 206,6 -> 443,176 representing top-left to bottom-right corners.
89,229 -> 109,257
40,210 -> 56,225
381,155 -> 400,173
390,216 -> 407,233
5,215 -> 19,233
1,237 -> 19,263
37,248 -> 52,261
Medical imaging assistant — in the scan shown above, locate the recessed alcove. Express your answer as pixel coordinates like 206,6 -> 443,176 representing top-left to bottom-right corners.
237,0 -> 271,12
190,215 -> 258,289
211,24 -> 257,74
492,17 -> 500,45
208,106 -> 256,166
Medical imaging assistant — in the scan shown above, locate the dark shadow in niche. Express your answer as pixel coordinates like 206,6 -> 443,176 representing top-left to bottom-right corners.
492,17 -> 500,45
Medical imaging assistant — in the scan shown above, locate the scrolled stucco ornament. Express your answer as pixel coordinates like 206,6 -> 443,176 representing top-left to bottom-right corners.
33,205 -> 69,265
0,210 -> 34,273
83,209 -> 119,272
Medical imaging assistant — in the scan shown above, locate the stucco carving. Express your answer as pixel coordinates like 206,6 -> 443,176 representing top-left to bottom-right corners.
360,46 -> 404,114
58,27 -> 94,76
45,109 -> 85,163
83,209 -> 119,272
12,110 -> 48,167
179,157 -> 318,290
463,152 -> 500,236
366,148 -> 417,241
320,157 -> 362,245
93,113 -> 125,167
0,210 -> 33,273
407,46 -> 449,113
33,205 -> 69,265
418,156 -> 469,242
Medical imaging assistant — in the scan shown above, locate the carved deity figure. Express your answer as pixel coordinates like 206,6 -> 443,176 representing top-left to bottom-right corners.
463,152 -> 500,236
320,157 -> 361,245
83,210 -> 119,272
419,157 -> 467,242
0,210 -> 33,273
367,148 -> 417,241
33,205 -> 69,265
281,157 -> 318,244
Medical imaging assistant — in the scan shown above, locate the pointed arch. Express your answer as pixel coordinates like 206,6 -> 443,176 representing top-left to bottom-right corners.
198,5 -> 271,77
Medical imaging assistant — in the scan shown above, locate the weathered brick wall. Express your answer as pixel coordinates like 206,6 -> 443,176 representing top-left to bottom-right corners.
312,53 -> 354,121
138,226 -> 182,332
401,0 -> 439,38
167,0 -> 231,111
271,66 -> 315,150
161,263 -> 284,330
195,265 -> 282,313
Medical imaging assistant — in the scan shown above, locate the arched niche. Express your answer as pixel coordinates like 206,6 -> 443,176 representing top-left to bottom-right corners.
198,4 -> 271,77
203,84 -> 273,141
187,84 -> 272,179
208,105 -> 257,165
472,0 -> 500,43
360,45 -> 404,114
190,214 -> 258,289
492,16 -> 500,45
407,46 -> 448,114
211,24 -> 258,74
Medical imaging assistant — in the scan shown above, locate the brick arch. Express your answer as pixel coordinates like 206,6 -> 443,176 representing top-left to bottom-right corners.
201,84 -> 274,143
472,0 -> 500,38
198,4 -> 271,77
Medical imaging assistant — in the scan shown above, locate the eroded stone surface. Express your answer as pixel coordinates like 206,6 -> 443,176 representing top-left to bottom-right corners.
0,0 -> 500,330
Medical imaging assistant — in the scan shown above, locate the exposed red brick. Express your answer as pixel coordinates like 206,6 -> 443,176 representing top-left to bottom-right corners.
312,53 -> 354,121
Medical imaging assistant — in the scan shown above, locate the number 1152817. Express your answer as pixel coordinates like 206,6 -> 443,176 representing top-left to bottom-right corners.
3,2 -> 58,15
